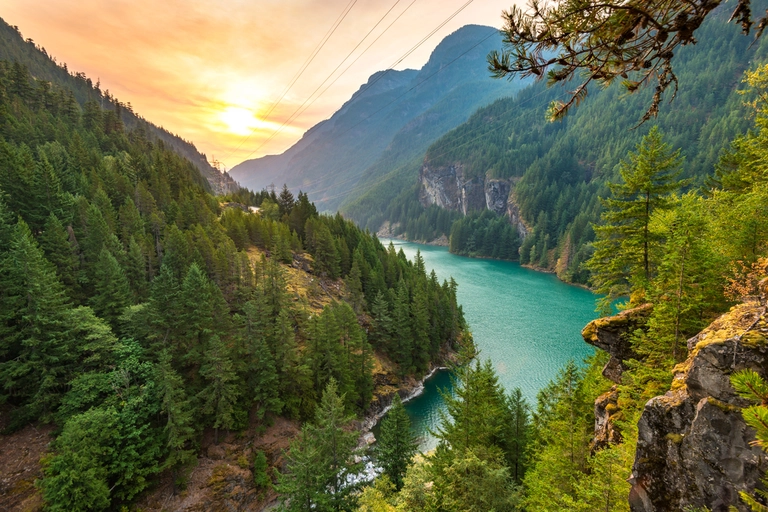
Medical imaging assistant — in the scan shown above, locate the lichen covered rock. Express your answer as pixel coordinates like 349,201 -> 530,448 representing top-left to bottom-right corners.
629,303 -> 768,512
592,386 -> 622,452
581,304 -> 652,383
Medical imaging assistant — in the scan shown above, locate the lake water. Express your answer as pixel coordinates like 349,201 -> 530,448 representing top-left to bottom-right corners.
378,239 -> 598,451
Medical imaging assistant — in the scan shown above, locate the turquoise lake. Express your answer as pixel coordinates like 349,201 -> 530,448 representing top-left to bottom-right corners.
378,239 -> 599,451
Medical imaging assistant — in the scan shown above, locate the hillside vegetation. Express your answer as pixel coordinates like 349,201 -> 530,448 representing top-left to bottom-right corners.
0,40 -> 467,509
0,18 -> 238,195
343,11 -> 768,285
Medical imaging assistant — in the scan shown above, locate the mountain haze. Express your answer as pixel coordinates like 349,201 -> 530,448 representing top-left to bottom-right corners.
229,25 -> 529,211
0,18 -> 239,195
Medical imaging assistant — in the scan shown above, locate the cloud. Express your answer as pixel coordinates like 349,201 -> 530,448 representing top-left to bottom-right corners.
4,0 -> 514,169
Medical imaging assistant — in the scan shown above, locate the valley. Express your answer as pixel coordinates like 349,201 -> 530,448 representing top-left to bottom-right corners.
1,1 -> 768,510
383,238 -> 597,451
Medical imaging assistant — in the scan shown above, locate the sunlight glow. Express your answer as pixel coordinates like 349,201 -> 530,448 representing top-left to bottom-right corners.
220,106 -> 260,135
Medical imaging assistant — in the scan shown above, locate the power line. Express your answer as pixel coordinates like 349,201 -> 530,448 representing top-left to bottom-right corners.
338,28 -> 495,140
294,0 -> 420,123
221,0 -> 358,163
294,28 -> 498,192
236,0 -> 477,165
311,86 -> 560,204
236,0 -> 421,164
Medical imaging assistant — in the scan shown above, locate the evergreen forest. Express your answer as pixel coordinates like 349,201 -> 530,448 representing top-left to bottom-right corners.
342,10 -> 768,285
352,64 -> 768,512
0,48 -> 467,510
2,2 -> 768,510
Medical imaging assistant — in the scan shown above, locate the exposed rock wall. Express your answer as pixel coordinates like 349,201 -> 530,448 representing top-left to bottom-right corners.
419,163 -> 485,214
419,163 -> 529,237
593,386 -> 622,451
484,179 -> 510,215
506,191 -> 529,239
628,303 -> 768,512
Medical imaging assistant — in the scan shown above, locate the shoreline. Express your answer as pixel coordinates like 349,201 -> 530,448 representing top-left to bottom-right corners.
357,364 -> 449,448
380,235 -> 594,292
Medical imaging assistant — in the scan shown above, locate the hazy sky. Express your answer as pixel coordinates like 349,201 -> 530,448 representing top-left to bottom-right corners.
4,0 -> 515,169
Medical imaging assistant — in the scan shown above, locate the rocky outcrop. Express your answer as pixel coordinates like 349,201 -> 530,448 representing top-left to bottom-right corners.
506,191 -> 529,239
581,304 -> 652,383
485,179 -> 510,215
419,163 -> 485,215
592,386 -> 622,452
629,302 -> 768,512
419,163 -> 530,238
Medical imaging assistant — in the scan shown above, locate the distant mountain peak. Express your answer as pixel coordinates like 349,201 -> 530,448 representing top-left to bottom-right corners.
229,24 -> 527,211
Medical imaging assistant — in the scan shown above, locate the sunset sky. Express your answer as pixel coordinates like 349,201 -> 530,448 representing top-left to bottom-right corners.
4,0 -> 515,170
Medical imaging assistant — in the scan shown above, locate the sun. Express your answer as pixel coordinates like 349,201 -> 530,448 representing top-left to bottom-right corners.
220,106 -> 258,135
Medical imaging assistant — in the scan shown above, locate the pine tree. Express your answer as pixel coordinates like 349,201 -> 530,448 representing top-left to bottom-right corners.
126,236 -> 148,301
523,358 -> 605,510
277,423 -> 326,511
588,127 -> 686,311
278,184 -> 296,217
731,370 -> 768,511
250,335 -> 283,419
310,221 -> 341,279
307,304 -> 345,401
503,387 -> 530,483
178,262 -> 214,358
436,359 -> 508,453
40,341 -> 164,509
0,220 -> 77,423
346,255 -> 365,314
155,350 -> 196,490
277,379 -> 362,511
351,333 -> 374,414
90,248 -> 132,328
253,450 -> 272,492
146,262 -> 182,353
434,447 -> 519,512
40,213 -> 80,297
392,281 -> 413,375
80,204 -> 112,283
410,283 -> 431,372
374,393 -> 418,491
370,291 -> 393,350
642,193 -> 723,362
198,335 -> 241,444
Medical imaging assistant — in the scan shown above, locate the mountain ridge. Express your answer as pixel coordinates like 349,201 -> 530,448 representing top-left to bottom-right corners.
0,17 -> 239,195
229,24 -> 529,210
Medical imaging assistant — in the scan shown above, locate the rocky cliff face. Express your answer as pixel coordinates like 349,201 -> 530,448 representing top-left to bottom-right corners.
628,302 -> 768,512
419,163 -> 529,236
582,303 -> 652,383
419,163 -> 485,215
582,302 -> 768,511
506,190 -> 529,239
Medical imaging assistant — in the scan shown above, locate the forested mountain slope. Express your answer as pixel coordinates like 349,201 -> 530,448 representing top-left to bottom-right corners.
0,18 -> 239,195
229,25 -> 530,212
0,41 -> 467,509
353,26 -> 768,512
344,11 -> 768,284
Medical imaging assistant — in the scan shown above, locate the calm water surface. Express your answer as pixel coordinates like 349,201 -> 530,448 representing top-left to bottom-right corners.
378,238 -> 598,451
